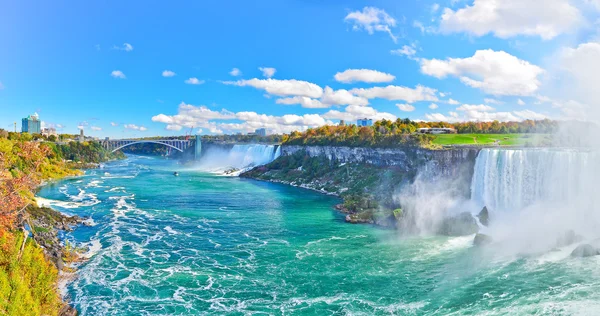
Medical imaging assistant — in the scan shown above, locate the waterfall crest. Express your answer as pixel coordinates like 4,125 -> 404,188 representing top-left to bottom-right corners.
470,148 -> 593,212
197,144 -> 281,174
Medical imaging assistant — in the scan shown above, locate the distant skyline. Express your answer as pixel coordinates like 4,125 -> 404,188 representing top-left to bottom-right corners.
1,0 -> 599,137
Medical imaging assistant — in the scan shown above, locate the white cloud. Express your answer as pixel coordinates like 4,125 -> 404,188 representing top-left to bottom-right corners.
397,104 -> 416,112
276,96 -> 327,109
230,68 -> 242,76
456,104 -> 495,112
259,67 -> 276,78
113,43 -> 134,52
124,124 -> 147,131
420,49 -> 544,96
429,103 -> 439,109
553,42 -> 600,119
426,108 -> 547,122
90,126 -> 102,131
350,85 -> 438,103
413,20 -> 436,34
334,68 -> 395,83
344,7 -> 398,42
439,0 -> 582,40
432,3 -> 441,12
222,78 -> 323,98
447,98 -> 460,105
110,122 -> 118,126
517,98 -> 526,106
320,86 -> 369,106
484,98 -> 504,105
111,70 -> 126,79
185,77 -> 205,85
323,105 -> 396,121
391,45 -> 417,57
162,70 -> 176,77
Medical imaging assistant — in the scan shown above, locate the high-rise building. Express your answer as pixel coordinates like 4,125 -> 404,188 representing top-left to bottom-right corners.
357,118 -> 373,127
79,129 -> 84,142
255,128 -> 267,136
21,113 -> 41,134
339,120 -> 345,126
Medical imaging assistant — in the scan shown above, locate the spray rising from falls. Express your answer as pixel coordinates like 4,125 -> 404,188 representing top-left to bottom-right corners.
196,144 -> 281,174
469,148 -> 600,254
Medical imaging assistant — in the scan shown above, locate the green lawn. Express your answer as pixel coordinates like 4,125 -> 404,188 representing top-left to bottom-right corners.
431,133 -> 552,147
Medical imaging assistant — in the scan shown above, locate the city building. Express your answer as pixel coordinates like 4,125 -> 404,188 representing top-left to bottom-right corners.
79,129 -> 84,142
339,120 -> 345,126
41,127 -> 57,138
255,128 -> 267,136
357,118 -> 373,127
22,113 -> 41,134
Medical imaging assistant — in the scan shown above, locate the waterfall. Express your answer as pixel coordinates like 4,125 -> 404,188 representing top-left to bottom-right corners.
196,144 -> 281,174
470,148 -> 594,212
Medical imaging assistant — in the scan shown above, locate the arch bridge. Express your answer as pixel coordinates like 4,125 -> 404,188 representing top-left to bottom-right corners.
101,137 -> 202,158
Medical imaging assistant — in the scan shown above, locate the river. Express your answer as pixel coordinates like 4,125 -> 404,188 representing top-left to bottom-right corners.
37,155 -> 600,315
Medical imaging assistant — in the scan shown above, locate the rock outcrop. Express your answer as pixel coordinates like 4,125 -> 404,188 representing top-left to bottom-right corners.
570,244 -> 600,257
477,206 -> 489,227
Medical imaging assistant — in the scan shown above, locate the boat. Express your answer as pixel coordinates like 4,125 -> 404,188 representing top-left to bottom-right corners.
173,172 -> 179,177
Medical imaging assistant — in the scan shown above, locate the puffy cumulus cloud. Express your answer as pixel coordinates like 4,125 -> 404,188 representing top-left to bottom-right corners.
397,104 -> 416,112
439,0 -> 582,40
429,103 -> 439,109
276,96 -> 327,109
111,70 -> 126,79
113,43 -> 134,52
162,70 -> 176,77
185,77 -> 204,85
259,67 -> 276,78
323,105 -> 396,122
320,87 -> 369,106
426,108 -> 547,122
420,49 -> 544,96
230,68 -> 242,76
391,45 -> 417,57
350,85 -> 438,103
152,102 -> 333,135
222,78 -> 323,98
535,96 -> 589,120
110,122 -> 118,126
334,69 -> 395,84
447,98 -> 460,105
124,124 -> 147,131
90,126 -> 102,131
553,42 -> 600,119
344,7 -> 398,42
275,87 -> 369,108
518,98 -> 526,106
456,104 -> 495,112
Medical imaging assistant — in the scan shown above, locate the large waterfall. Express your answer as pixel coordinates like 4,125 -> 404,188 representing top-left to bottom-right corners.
470,148 -> 594,212
196,144 -> 281,174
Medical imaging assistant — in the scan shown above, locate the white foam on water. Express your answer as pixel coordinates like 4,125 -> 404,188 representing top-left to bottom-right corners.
81,239 -> 102,259
164,226 -> 179,235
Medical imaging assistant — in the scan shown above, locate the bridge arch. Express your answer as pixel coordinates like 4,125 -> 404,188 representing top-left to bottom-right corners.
109,141 -> 185,153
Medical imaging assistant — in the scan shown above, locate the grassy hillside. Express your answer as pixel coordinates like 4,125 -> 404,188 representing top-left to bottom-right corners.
431,133 -> 553,147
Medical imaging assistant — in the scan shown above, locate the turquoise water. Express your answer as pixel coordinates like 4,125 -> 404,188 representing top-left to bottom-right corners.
38,156 -> 600,315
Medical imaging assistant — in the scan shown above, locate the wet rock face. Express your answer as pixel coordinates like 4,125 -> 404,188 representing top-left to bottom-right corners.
473,234 -> 493,246
281,145 -> 480,176
477,207 -> 489,227
571,244 -> 600,257
439,212 -> 479,236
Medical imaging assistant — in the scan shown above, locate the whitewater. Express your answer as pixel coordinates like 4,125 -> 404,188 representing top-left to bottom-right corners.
37,150 -> 600,315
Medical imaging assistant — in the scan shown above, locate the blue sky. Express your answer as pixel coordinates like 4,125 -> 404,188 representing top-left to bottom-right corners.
1,0 -> 599,137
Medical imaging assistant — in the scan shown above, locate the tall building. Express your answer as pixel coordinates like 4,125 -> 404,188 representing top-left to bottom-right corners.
21,113 -> 41,134
255,128 -> 267,136
339,120 -> 345,126
79,129 -> 84,142
41,127 -> 57,138
357,118 -> 373,127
